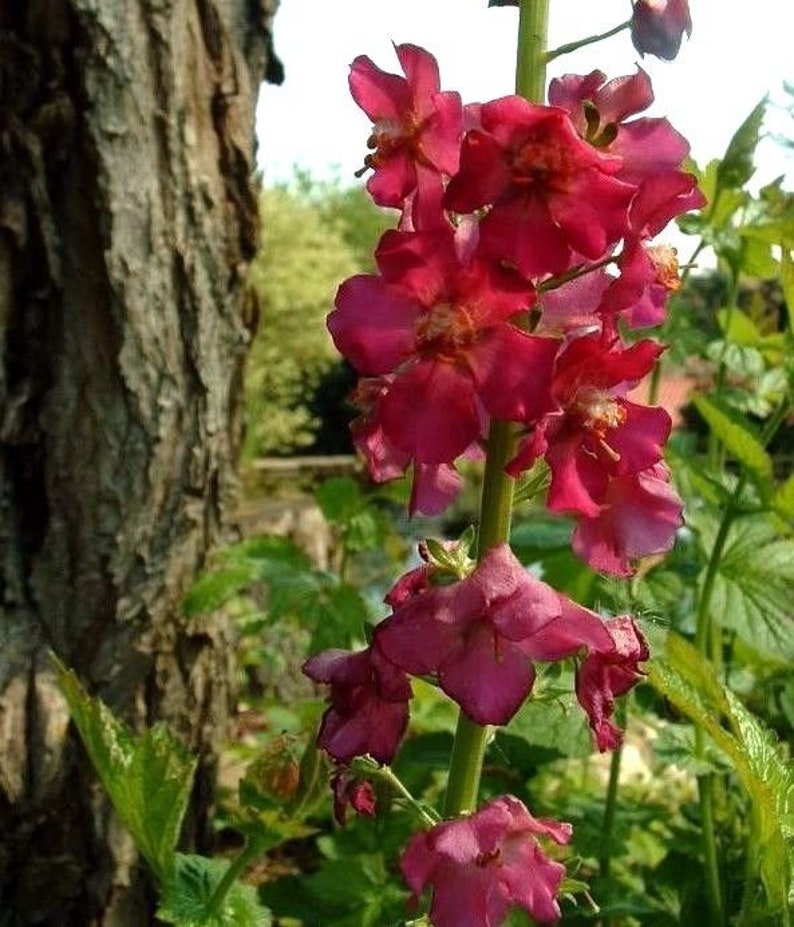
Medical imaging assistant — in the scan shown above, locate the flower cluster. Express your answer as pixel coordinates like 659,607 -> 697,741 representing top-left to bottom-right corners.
330,46 -> 702,575
304,39 -> 702,926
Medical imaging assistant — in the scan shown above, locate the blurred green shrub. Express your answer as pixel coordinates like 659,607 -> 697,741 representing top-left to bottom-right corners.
244,175 -> 391,457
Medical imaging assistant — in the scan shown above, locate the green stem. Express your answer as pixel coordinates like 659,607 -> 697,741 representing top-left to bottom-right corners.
696,775 -> 725,927
444,420 -> 517,816
546,20 -> 630,62
707,269 -> 741,470
516,0 -> 550,103
599,734 -> 624,883
355,760 -> 439,826
649,238 -> 705,405
440,0 -> 551,821
204,838 -> 264,918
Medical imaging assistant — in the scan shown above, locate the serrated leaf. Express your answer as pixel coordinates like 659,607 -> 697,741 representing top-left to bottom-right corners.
158,853 -> 271,926
716,99 -> 766,193
649,634 -> 794,922
710,516 -> 794,660
54,659 -> 196,882
506,690 -> 593,758
690,393 -> 772,483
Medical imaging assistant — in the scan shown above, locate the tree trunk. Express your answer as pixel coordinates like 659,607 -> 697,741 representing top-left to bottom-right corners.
0,1 -> 281,923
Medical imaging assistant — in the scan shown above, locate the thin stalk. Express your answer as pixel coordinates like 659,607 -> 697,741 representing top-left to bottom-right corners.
546,20 -> 631,62
696,775 -> 724,927
706,268 -> 741,469
599,731 -> 624,882
356,761 -> 439,826
204,838 -> 264,918
648,238 -> 705,405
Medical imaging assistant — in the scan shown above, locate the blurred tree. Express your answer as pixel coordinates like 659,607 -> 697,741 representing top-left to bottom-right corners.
245,177 -> 390,457
0,1 -> 281,923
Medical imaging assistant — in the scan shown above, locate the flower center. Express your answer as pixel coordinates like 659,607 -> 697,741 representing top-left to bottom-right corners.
573,388 -> 627,438
647,244 -> 681,292
356,115 -> 422,176
512,130 -> 571,189
475,848 -> 501,868
415,302 -> 477,359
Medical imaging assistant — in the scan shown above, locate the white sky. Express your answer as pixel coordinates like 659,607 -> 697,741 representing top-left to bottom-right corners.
257,0 -> 793,193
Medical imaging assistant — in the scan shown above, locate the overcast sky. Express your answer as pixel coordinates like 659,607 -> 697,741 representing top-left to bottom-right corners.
257,0 -> 793,193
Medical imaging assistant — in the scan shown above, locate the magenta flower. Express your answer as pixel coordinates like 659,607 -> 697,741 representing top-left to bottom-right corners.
444,98 -> 635,277
350,43 -> 463,228
331,767 -> 377,825
401,795 -> 572,927
329,226 -> 559,466
576,617 -> 650,750
599,241 -> 682,329
509,334 -> 672,519
302,645 -> 412,764
631,0 -> 692,61
350,376 -> 466,515
536,270 -> 612,335
572,462 -> 684,576
376,544 -> 612,725
549,69 -> 690,183
628,168 -> 706,240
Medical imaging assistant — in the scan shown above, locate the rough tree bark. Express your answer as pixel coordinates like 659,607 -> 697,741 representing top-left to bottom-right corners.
0,1 -> 281,923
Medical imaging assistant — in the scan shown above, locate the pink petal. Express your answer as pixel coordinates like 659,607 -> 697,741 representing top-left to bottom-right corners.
380,361 -> 481,463
349,55 -> 410,120
440,623 -> 535,725
329,274 -> 418,374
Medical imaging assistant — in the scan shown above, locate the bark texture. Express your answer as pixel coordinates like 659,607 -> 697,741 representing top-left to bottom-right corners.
0,1 -> 281,922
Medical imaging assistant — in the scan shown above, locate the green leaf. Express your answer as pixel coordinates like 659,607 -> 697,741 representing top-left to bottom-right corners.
710,517 -> 794,660
690,393 -> 772,483
183,564 -> 260,617
316,476 -> 362,524
306,582 -> 371,651
158,853 -> 271,926
773,474 -> 794,526
649,634 -> 794,923
54,659 -> 196,882
716,99 -> 766,193
717,307 -> 761,346
182,536 -> 313,617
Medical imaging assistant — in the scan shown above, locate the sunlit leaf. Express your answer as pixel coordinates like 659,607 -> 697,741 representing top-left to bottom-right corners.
690,393 -> 772,484
716,307 -> 761,346
709,516 -> 794,660
716,99 -> 766,193
54,659 -> 196,882
649,633 -> 793,922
